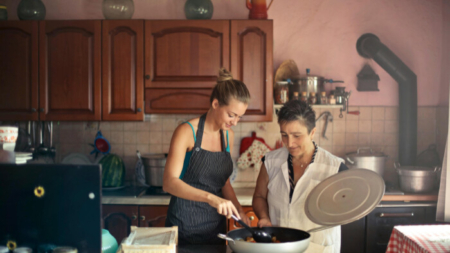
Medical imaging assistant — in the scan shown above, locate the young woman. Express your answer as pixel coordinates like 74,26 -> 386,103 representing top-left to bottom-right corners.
253,100 -> 348,253
163,69 -> 251,245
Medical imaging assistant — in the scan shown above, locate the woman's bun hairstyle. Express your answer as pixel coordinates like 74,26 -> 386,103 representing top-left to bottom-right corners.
210,68 -> 250,106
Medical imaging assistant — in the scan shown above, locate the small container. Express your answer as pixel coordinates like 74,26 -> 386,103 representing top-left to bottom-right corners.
319,91 -> 327,104
292,92 -> 299,100
0,5 -> 7,20
329,95 -> 336,105
274,81 -> 289,104
309,92 -> 317,105
300,92 -> 308,103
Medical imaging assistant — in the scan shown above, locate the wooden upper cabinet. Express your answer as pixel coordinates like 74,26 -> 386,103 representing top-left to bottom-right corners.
102,20 -> 144,121
0,21 -> 39,121
144,20 -> 230,88
231,20 -> 273,122
39,21 -> 102,121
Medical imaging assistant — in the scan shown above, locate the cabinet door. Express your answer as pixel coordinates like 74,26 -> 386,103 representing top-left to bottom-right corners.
144,20 -> 229,89
139,206 -> 168,227
145,88 -> 211,114
39,21 -> 101,121
341,218 -> 366,253
102,205 -> 139,244
366,207 -> 426,253
231,20 -> 273,122
102,20 -> 144,121
0,21 -> 39,121
228,207 -> 259,231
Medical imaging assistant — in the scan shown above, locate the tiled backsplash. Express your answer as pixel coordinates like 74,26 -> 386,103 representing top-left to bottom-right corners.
51,106 -> 448,187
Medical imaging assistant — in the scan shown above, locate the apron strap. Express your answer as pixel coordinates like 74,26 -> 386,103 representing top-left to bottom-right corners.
194,114 -> 207,148
220,130 -> 226,152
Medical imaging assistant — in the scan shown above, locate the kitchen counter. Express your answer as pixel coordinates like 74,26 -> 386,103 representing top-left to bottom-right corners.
102,187 -> 437,205
102,188 -> 255,206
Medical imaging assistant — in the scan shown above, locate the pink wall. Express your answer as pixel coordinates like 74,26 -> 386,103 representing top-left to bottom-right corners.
439,0 -> 450,106
5,0 -> 448,106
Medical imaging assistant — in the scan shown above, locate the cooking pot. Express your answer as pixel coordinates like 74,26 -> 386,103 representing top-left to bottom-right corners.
141,154 -> 167,187
395,162 -> 441,193
224,227 -> 310,253
290,75 -> 343,102
346,147 -> 388,176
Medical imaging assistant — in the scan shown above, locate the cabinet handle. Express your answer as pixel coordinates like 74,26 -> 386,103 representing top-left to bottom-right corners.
39,108 -> 44,112
131,215 -> 137,220
379,212 -> 414,218
137,108 -> 142,112
249,216 -> 255,221
140,216 -> 145,221
31,108 -> 36,112
145,75 -> 150,80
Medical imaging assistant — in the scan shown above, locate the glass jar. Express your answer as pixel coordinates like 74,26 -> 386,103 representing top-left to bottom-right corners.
17,0 -> 46,20
319,91 -> 327,104
309,92 -> 317,105
329,94 -> 336,105
184,0 -> 213,19
0,5 -> 7,20
102,0 -> 134,19
292,92 -> 299,100
300,92 -> 308,103
274,81 -> 289,104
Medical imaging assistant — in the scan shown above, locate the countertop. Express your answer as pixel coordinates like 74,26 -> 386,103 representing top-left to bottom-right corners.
102,187 -> 438,206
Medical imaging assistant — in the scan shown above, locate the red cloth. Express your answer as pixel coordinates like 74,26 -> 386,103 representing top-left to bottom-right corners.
386,225 -> 450,253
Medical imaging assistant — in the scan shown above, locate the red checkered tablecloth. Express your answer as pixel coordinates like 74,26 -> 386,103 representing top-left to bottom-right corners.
386,225 -> 450,253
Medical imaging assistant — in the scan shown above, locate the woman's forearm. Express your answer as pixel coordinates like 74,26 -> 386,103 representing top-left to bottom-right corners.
164,177 -> 213,203
253,196 -> 270,220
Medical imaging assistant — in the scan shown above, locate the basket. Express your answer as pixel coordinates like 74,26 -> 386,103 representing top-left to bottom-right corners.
118,226 -> 177,253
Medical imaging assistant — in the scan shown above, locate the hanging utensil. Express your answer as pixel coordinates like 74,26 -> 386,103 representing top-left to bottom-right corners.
231,214 -> 273,243
48,121 -> 55,159
38,121 -> 47,155
315,111 -> 333,140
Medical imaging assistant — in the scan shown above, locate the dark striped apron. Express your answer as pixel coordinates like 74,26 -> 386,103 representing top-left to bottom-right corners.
165,114 -> 233,245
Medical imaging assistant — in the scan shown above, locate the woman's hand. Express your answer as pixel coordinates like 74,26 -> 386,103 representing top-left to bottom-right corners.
257,217 -> 272,228
208,195 -> 240,219
239,210 -> 251,226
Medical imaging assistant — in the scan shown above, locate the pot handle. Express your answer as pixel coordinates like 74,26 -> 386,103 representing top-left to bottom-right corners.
357,147 -> 373,154
434,166 -> 442,173
394,162 -> 401,169
346,157 -> 355,165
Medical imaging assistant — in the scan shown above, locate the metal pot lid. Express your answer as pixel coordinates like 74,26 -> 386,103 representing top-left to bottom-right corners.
305,169 -> 385,226
346,147 -> 387,158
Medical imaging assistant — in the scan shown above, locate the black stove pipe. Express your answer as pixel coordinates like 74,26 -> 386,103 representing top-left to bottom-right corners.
356,33 -> 417,166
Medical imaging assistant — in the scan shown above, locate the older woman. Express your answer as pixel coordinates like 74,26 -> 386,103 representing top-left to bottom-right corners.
253,100 -> 348,253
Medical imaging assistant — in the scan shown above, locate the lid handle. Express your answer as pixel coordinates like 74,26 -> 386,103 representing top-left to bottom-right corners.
357,147 -> 373,154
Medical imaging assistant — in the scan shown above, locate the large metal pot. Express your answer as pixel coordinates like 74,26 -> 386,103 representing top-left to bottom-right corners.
345,148 -> 388,176
224,227 -> 310,253
141,154 -> 166,187
395,162 -> 441,193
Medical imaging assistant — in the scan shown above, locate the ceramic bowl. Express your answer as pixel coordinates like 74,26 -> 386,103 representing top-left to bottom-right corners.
0,126 -> 18,143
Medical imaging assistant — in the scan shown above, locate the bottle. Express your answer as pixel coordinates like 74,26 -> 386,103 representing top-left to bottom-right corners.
320,91 -> 327,104
329,94 -> 336,105
292,92 -> 299,100
300,92 -> 308,103
309,92 -> 317,105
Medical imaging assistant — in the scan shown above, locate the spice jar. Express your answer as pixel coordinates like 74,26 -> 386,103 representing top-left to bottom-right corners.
300,92 -> 308,103
319,91 -> 327,104
274,81 -> 289,104
292,92 -> 299,100
309,92 -> 317,105
329,94 -> 336,105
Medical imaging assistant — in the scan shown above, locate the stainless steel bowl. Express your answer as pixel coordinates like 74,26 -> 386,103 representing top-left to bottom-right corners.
395,163 -> 441,193
141,154 -> 166,187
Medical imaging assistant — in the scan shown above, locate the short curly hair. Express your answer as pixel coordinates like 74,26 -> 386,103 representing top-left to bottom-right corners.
277,100 -> 316,133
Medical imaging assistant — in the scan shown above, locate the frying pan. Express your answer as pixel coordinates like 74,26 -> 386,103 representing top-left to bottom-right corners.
223,227 -> 310,253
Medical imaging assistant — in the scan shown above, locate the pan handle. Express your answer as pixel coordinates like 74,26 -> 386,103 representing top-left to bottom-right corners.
217,234 -> 235,244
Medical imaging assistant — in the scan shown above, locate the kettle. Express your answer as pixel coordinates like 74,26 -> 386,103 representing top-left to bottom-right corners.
246,0 -> 273,19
